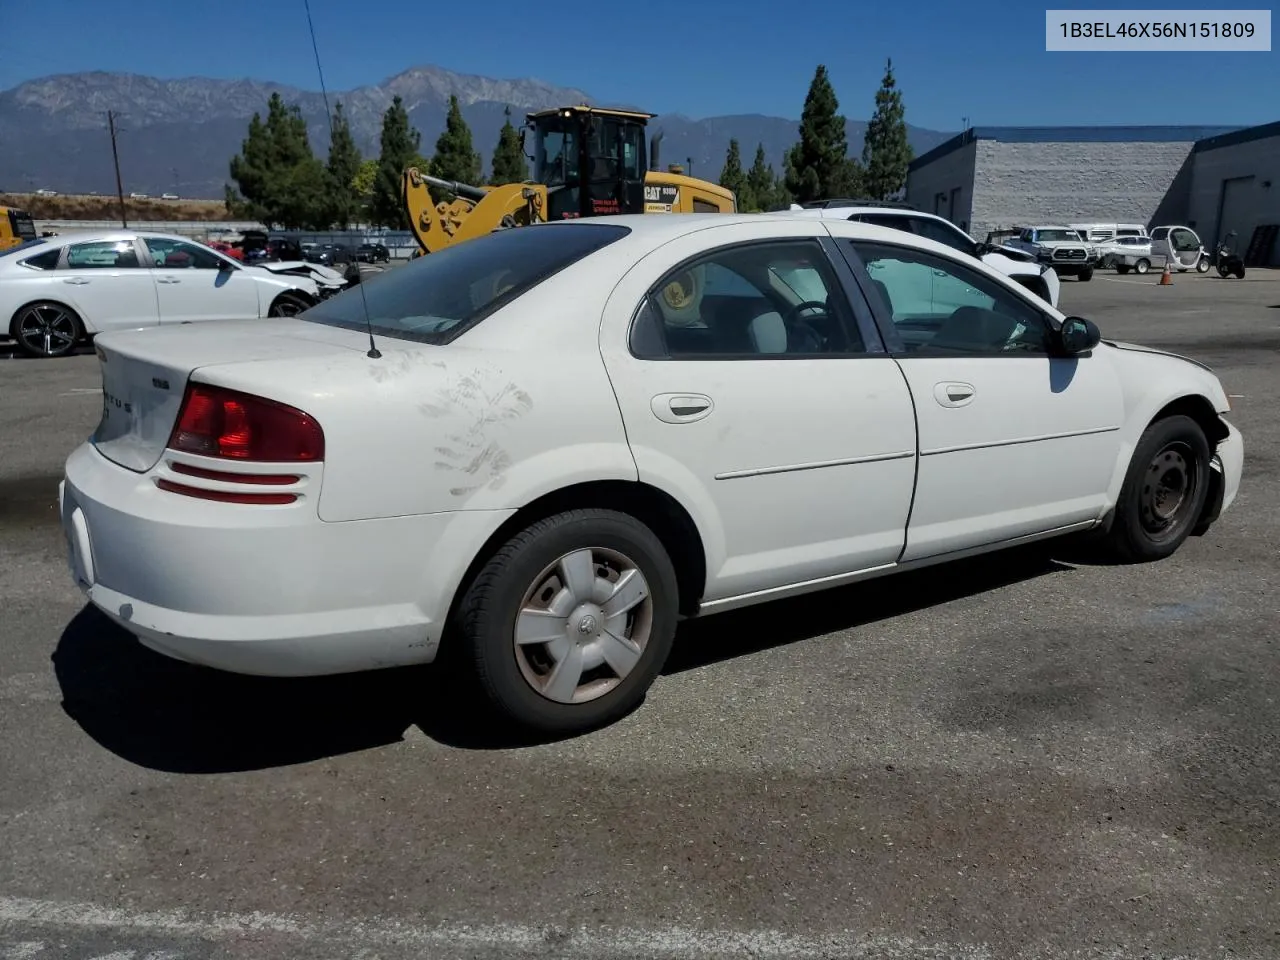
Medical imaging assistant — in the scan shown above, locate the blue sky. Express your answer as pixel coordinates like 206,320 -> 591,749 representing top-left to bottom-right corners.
0,0 -> 1275,130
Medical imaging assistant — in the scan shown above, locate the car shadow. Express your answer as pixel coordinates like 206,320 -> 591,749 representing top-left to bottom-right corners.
663,544 -> 1069,674
52,545 -> 1071,772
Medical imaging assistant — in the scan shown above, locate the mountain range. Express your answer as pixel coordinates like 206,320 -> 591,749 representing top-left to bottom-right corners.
0,66 -> 955,200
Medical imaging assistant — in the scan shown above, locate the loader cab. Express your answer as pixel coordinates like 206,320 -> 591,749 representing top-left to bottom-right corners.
528,106 -> 650,221
1,206 -> 37,251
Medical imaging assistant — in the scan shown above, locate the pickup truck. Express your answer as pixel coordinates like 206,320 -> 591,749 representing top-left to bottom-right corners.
1005,226 -> 1096,281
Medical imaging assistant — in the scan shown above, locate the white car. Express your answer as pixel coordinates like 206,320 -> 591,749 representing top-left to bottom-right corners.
1094,235 -> 1153,270
59,213 -> 1243,736
1,230 -> 332,358
773,202 -> 1062,308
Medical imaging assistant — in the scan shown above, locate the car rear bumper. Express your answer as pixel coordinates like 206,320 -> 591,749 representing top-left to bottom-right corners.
59,442 -> 509,677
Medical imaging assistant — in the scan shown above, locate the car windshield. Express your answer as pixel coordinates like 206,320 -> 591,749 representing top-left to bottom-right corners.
1036,230 -> 1079,242
299,223 -> 630,344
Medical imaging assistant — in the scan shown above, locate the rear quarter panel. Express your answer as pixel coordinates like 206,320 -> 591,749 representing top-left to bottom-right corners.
194,341 -> 637,523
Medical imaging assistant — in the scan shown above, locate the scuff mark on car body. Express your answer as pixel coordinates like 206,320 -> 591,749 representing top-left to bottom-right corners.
425,371 -> 533,497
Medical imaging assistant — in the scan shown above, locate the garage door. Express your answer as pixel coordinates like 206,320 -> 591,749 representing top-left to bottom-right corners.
1216,175 -> 1255,251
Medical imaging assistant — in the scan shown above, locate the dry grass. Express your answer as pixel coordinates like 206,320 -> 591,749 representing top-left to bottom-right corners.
1,193 -> 236,222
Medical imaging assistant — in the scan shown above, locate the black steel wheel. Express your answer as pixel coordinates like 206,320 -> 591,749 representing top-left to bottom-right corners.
1099,415 -> 1211,563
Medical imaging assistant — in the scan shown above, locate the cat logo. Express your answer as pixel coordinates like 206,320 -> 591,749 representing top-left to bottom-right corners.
644,184 -> 680,213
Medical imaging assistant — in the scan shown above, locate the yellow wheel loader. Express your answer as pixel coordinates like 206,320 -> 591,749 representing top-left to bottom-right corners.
401,105 -> 736,255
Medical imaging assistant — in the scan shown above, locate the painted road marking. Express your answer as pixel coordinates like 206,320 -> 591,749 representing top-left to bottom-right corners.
58,388 -> 101,397
0,894 -> 996,959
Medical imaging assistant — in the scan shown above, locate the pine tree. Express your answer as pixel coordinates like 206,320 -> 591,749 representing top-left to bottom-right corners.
719,139 -> 751,210
429,94 -> 482,199
228,92 -> 327,229
324,100 -> 363,228
746,143 -> 785,212
861,58 -> 913,200
783,65 -> 851,204
489,106 -> 529,185
370,95 -> 422,229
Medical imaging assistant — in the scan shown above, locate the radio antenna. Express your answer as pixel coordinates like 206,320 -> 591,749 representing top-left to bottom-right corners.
304,0 -> 380,358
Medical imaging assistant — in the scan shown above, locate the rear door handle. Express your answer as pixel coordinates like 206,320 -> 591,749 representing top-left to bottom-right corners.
651,393 -> 714,423
156,277 -> 180,284
62,277 -> 89,285
934,381 -> 976,407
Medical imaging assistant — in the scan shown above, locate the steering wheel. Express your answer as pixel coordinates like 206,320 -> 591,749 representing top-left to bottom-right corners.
782,299 -> 831,350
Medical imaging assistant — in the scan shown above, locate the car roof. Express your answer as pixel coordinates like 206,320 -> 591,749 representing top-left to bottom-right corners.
521,213 -> 985,272
765,204 -> 925,222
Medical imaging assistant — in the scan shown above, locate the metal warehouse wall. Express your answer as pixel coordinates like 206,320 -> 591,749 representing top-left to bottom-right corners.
966,140 -> 1197,243
1187,134 -> 1280,265
905,140 -> 977,232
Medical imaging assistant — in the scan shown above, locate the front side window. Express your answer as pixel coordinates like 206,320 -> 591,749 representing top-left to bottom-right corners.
300,222 -> 629,345
143,237 -> 224,269
630,240 -> 863,359
66,240 -> 141,269
850,241 -> 1048,355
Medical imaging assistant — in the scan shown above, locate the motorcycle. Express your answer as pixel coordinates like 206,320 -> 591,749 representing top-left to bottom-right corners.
1214,231 -> 1246,279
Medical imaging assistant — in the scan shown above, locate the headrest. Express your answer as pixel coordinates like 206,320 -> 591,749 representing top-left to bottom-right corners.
748,311 -> 787,354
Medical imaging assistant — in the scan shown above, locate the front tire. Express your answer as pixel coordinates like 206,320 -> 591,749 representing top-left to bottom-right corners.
450,508 -> 680,735
1098,415 -> 1211,563
1078,266 -> 1094,281
1196,256 -> 1211,273
268,293 -> 310,317
11,301 -> 83,358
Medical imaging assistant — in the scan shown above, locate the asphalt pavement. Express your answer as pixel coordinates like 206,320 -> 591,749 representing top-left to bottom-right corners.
2,268 -> 1278,959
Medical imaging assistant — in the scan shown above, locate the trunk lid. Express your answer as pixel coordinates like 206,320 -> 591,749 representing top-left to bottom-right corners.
89,319 -> 371,473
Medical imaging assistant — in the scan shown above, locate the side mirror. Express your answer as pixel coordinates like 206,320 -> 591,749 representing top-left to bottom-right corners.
1058,315 -> 1101,354
217,257 -> 234,271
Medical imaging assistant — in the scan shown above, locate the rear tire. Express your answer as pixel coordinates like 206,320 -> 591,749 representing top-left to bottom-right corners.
449,508 -> 680,735
11,300 -> 83,358
1134,258 -> 1150,274
1096,415 -> 1211,564
1116,264 -> 1130,275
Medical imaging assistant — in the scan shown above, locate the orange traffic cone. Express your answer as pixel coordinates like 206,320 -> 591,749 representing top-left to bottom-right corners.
1159,260 -> 1173,285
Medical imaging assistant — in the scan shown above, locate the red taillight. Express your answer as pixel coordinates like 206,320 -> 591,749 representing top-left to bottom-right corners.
167,383 -> 323,462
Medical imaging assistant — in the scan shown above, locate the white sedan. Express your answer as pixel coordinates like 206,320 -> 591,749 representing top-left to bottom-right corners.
1,230 -> 338,358
58,213 -> 1243,736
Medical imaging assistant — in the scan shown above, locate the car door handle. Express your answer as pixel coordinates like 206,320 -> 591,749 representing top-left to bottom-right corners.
156,277 -> 181,284
933,381 -> 976,407
651,393 -> 714,423
62,277 -> 90,285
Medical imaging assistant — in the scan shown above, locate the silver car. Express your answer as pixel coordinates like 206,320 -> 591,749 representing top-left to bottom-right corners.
1096,235 -> 1153,270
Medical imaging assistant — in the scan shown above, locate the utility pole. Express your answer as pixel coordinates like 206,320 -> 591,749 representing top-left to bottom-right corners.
107,110 -> 127,228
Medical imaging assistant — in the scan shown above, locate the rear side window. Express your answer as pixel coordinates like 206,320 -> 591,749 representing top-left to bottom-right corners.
299,222 -> 630,344
21,248 -> 61,270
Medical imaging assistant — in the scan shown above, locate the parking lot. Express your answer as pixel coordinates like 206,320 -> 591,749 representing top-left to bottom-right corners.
1,269 -> 1278,959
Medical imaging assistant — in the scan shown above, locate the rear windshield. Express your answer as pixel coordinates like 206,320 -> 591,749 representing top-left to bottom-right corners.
299,223 -> 629,344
